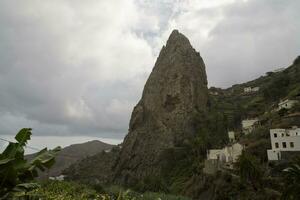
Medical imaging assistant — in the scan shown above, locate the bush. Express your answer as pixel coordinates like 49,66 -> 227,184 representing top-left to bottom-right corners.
0,128 -> 60,199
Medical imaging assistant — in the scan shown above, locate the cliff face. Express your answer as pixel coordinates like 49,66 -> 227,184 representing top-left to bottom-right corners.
114,30 -> 208,185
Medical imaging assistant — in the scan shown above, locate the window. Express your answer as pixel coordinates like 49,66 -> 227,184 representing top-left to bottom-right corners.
282,142 -> 287,148
282,133 -> 285,137
290,142 -> 294,148
286,133 -> 290,137
274,133 -> 277,138
275,143 -> 279,148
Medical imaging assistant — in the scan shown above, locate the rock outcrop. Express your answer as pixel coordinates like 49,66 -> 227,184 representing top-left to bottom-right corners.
113,30 -> 208,185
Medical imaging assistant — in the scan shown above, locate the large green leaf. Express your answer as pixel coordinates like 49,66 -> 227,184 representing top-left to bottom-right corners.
0,158 -> 15,165
14,182 -> 40,191
2,143 -> 25,159
15,128 -> 32,146
0,129 -> 60,198
29,146 -> 61,172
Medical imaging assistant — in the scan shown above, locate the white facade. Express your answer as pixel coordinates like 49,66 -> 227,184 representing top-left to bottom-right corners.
278,99 -> 299,110
242,119 -> 259,135
207,143 -> 244,163
244,87 -> 252,93
207,149 -> 223,160
252,87 -> 260,92
228,131 -> 235,142
244,87 -> 260,93
228,143 -> 244,162
267,127 -> 300,161
49,175 -> 65,181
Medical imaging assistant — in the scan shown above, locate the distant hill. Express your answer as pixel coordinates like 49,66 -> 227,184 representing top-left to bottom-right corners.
26,140 -> 115,179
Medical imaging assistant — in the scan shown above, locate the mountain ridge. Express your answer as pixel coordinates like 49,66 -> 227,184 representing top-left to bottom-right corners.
26,140 -> 114,179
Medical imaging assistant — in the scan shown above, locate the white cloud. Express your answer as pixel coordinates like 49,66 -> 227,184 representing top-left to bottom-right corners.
0,0 -> 299,141
0,0 -> 157,138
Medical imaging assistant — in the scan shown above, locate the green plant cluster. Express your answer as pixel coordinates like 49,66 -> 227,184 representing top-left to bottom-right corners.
0,128 -> 61,199
27,181 -> 191,200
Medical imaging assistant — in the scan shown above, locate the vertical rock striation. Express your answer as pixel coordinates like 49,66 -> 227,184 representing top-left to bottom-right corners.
114,30 -> 208,185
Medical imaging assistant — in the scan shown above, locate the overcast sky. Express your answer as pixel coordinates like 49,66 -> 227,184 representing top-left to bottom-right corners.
0,0 -> 299,143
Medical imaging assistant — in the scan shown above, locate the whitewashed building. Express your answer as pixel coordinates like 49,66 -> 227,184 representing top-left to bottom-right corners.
242,118 -> 259,135
228,131 -> 235,142
204,135 -> 244,174
207,143 -> 244,163
49,175 -> 65,181
278,99 -> 299,110
267,127 -> 300,161
244,87 -> 260,93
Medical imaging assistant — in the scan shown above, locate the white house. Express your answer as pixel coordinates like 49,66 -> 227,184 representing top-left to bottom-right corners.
244,87 -> 260,93
207,143 -> 244,164
267,127 -> 300,161
228,131 -> 235,142
49,175 -> 65,181
242,118 -> 259,135
278,99 -> 299,110
252,87 -> 260,92
207,149 -> 223,160
204,133 -> 244,174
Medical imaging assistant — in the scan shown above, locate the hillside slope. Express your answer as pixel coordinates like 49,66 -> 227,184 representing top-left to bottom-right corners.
63,32 -> 300,199
27,140 -> 114,179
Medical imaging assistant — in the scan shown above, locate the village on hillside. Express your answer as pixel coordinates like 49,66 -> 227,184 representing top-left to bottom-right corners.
205,66 -> 300,176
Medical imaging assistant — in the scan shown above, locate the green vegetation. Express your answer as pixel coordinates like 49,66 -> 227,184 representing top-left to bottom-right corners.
0,128 -> 61,199
281,158 -> 300,200
27,181 -> 191,200
28,181 -> 102,200
235,151 -> 263,191
139,58 -> 300,198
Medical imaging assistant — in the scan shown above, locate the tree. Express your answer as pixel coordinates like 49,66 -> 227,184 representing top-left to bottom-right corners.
235,151 -> 263,191
0,128 -> 61,199
281,158 -> 300,200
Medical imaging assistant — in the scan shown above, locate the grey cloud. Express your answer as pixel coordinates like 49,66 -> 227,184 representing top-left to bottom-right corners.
159,0 -> 300,87
0,0 -> 155,139
0,0 -> 299,140
202,0 -> 300,87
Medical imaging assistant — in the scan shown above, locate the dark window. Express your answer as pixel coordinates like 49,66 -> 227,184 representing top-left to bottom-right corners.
275,143 -> 279,148
283,142 -> 287,148
290,142 -> 294,148
282,133 -> 285,137
286,133 -> 290,137
274,133 -> 277,138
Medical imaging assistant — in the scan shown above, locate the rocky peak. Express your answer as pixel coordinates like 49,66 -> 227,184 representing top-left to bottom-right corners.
166,29 -> 191,48
113,30 -> 208,186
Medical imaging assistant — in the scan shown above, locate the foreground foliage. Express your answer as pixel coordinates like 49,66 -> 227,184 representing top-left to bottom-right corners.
0,128 -> 61,199
28,181 -> 191,200
281,158 -> 300,200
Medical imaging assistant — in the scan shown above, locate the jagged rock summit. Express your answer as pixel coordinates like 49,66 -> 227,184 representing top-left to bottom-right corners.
113,30 -> 209,185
